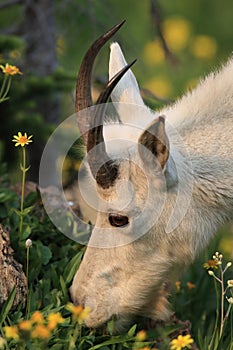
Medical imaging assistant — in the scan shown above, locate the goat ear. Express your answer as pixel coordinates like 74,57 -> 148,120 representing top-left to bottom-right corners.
109,42 -> 144,106
138,116 -> 169,170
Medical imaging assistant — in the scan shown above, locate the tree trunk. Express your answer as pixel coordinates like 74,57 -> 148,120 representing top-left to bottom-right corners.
0,225 -> 27,308
23,0 -> 60,184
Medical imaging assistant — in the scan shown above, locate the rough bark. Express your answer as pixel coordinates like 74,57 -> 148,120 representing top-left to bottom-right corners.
0,225 -> 27,308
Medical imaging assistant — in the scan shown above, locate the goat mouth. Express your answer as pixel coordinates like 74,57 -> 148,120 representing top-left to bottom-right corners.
101,315 -> 133,334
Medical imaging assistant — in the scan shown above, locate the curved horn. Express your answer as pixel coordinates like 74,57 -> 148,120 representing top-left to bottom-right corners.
76,20 -> 125,146
87,60 -> 137,188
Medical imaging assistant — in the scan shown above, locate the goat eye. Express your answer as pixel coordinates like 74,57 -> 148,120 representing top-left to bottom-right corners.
109,214 -> 129,227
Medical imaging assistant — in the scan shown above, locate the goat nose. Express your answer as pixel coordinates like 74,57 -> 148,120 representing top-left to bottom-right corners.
71,294 -> 87,311
72,296 -> 82,306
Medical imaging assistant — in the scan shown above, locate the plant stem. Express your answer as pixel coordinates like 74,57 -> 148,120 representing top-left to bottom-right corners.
0,75 -> 11,102
219,266 -> 225,339
209,278 -> 220,350
223,304 -> 232,324
0,74 -> 7,98
68,322 -> 80,350
26,246 -> 29,288
25,246 -> 30,317
19,146 -> 26,240
2,76 -> 12,99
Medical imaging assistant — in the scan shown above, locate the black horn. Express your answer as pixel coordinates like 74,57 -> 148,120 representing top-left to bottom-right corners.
76,20 -> 137,188
87,60 -> 137,188
76,20 -> 125,146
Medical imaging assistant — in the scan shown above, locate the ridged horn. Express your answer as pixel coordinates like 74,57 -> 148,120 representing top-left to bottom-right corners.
76,20 -> 137,188
76,20 -> 125,146
87,60 -> 137,188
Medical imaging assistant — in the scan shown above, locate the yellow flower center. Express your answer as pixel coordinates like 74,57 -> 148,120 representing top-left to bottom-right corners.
20,136 -> 28,143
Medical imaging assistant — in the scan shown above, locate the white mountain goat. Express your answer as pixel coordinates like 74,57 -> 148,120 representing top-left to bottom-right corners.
70,21 -> 233,330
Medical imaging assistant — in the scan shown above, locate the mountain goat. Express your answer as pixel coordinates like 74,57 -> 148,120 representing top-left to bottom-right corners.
70,21 -> 233,330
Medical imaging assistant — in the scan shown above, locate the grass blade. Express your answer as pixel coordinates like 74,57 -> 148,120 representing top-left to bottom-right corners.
0,287 -> 16,326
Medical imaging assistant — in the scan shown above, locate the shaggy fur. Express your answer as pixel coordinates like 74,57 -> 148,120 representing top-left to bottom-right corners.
70,43 -> 233,330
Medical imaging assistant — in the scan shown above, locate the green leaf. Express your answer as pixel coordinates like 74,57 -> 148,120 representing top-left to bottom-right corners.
21,225 -> 31,240
0,287 -> 16,326
60,275 -> 68,300
11,206 -> 34,217
22,206 -> 34,215
107,319 -> 115,336
11,207 -> 21,216
25,191 -> 37,207
88,336 -> 130,349
127,324 -> 137,337
49,344 -> 64,350
63,250 -> 84,284
0,188 -> 17,203
50,264 -> 60,288
36,241 -> 52,265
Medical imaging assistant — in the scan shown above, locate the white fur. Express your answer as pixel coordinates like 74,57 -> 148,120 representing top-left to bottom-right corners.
71,42 -> 233,331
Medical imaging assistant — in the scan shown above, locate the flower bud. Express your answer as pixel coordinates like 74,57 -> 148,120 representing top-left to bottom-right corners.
136,330 -> 147,341
227,280 -> 233,288
25,239 -> 32,248
227,297 -> 233,304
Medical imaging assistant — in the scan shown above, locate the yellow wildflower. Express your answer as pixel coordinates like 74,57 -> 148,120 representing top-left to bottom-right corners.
143,40 -> 165,65
163,17 -> 191,52
47,312 -> 65,330
136,330 -> 147,341
190,35 -> 217,59
170,334 -> 194,350
12,132 -> 33,147
203,259 -> 219,269
66,303 -> 82,315
66,303 -> 91,324
186,282 -> 196,290
18,319 -> 33,331
31,324 -> 51,339
31,311 -> 44,324
0,63 -> 22,75
227,280 -> 233,288
3,325 -> 19,340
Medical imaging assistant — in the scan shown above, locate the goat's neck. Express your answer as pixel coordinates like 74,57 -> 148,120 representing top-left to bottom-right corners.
165,140 -> 233,254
